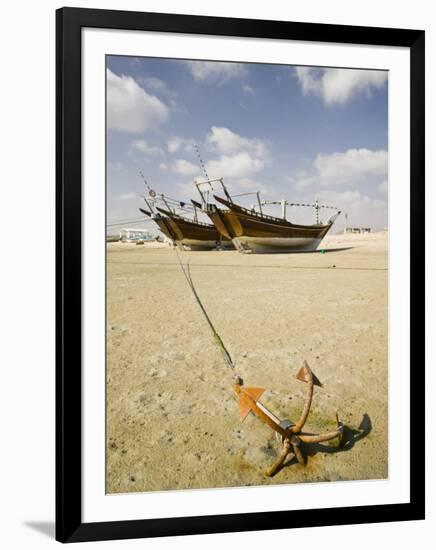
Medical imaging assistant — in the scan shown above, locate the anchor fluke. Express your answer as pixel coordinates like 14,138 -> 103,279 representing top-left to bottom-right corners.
296,361 -> 323,387
234,386 -> 266,421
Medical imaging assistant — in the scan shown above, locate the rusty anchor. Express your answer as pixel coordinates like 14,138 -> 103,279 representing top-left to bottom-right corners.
233,360 -> 343,476
173,255 -> 344,476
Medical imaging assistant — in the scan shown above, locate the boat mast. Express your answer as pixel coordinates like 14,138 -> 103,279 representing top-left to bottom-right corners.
194,143 -> 211,183
139,171 -> 158,201
139,171 -> 157,214
143,196 -> 155,214
256,191 -> 263,215
221,178 -> 233,203
159,193 -> 175,214
194,180 -> 206,208
194,144 -> 234,205
315,199 -> 320,224
195,177 -> 226,208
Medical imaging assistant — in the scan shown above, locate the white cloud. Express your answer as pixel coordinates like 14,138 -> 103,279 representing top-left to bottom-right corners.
242,84 -> 255,95
234,177 -> 270,195
108,161 -> 123,171
317,189 -> 363,205
107,69 -> 169,133
167,136 -> 195,154
288,149 -> 388,226
114,192 -> 137,201
176,180 -> 201,200
159,162 -> 168,171
294,67 -> 387,106
140,76 -> 175,97
289,157 -> 388,228
130,139 -> 164,156
290,169 -> 318,191
205,152 -> 265,179
206,126 -> 266,157
378,179 -> 388,193
314,148 -> 387,186
291,148 -> 388,190
202,127 -> 269,181
294,67 -> 320,96
373,199 -> 386,209
185,61 -> 246,83
167,137 -> 182,153
314,189 -> 387,228
171,159 -> 199,176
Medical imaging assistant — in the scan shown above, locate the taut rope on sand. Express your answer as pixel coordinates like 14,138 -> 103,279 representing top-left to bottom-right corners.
174,247 -> 235,371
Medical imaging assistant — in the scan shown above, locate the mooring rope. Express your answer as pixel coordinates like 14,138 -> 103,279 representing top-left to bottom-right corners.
174,247 -> 235,370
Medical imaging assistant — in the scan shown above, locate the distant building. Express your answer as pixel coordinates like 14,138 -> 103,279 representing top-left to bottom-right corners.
344,227 -> 371,234
120,228 -> 153,242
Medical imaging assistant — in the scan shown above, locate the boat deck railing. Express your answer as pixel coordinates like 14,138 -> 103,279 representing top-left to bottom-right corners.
156,207 -> 215,228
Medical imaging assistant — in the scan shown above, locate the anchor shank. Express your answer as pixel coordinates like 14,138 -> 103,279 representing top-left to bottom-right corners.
292,367 -> 314,433
252,402 -> 289,439
256,401 -> 282,425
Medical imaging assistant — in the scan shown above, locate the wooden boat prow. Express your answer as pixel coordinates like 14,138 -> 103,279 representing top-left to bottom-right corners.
139,207 -> 181,242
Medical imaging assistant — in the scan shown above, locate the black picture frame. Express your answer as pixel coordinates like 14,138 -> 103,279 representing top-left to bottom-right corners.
56,7 -> 425,543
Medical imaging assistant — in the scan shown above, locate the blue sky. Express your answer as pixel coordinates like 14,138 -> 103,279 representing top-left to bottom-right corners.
107,56 -> 388,232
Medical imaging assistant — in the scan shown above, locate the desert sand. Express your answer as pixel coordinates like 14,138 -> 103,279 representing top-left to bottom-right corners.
106,232 -> 388,493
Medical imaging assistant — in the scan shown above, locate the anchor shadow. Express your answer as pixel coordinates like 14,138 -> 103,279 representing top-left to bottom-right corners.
280,413 -> 372,471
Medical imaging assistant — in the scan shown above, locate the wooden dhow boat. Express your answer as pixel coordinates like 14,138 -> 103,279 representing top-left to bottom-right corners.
139,203 -> 233,251
137,173 -> 233,250
154,205 -> 233,250
191,178 -> 262,252
139,207 -> 178,242
213,195 -> 340,253
191,176 -> 340,253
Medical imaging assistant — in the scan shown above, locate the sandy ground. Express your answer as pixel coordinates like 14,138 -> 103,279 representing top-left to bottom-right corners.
106,232 -> 388,493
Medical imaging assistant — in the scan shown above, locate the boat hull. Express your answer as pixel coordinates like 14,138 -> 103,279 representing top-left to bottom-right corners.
139,208 -> 178,242
153,217 -> 178,242
178,239 -> 221,251
202,207 -> 246,251
234,236 -> 323,253
205,208 -> 237,239
213,196 -> 336,253
156,207 -> 234,250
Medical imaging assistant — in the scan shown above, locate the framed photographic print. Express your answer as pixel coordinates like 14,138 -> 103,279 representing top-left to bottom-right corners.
56,7 -> 425,543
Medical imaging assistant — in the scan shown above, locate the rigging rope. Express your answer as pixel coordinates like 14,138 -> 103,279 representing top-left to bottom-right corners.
107,217 -> 153,227
194,143 -> 211,183
174,247 -> 235,371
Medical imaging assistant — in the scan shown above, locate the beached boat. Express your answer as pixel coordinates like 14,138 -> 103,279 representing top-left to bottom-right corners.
154,206 -> 233,250
212,195 -> 340,253
191,178 -> 263,252
138,172 -> 233,250
139,208 -> 179,242
191,176 -> 340,253
191,198 -> 240,241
